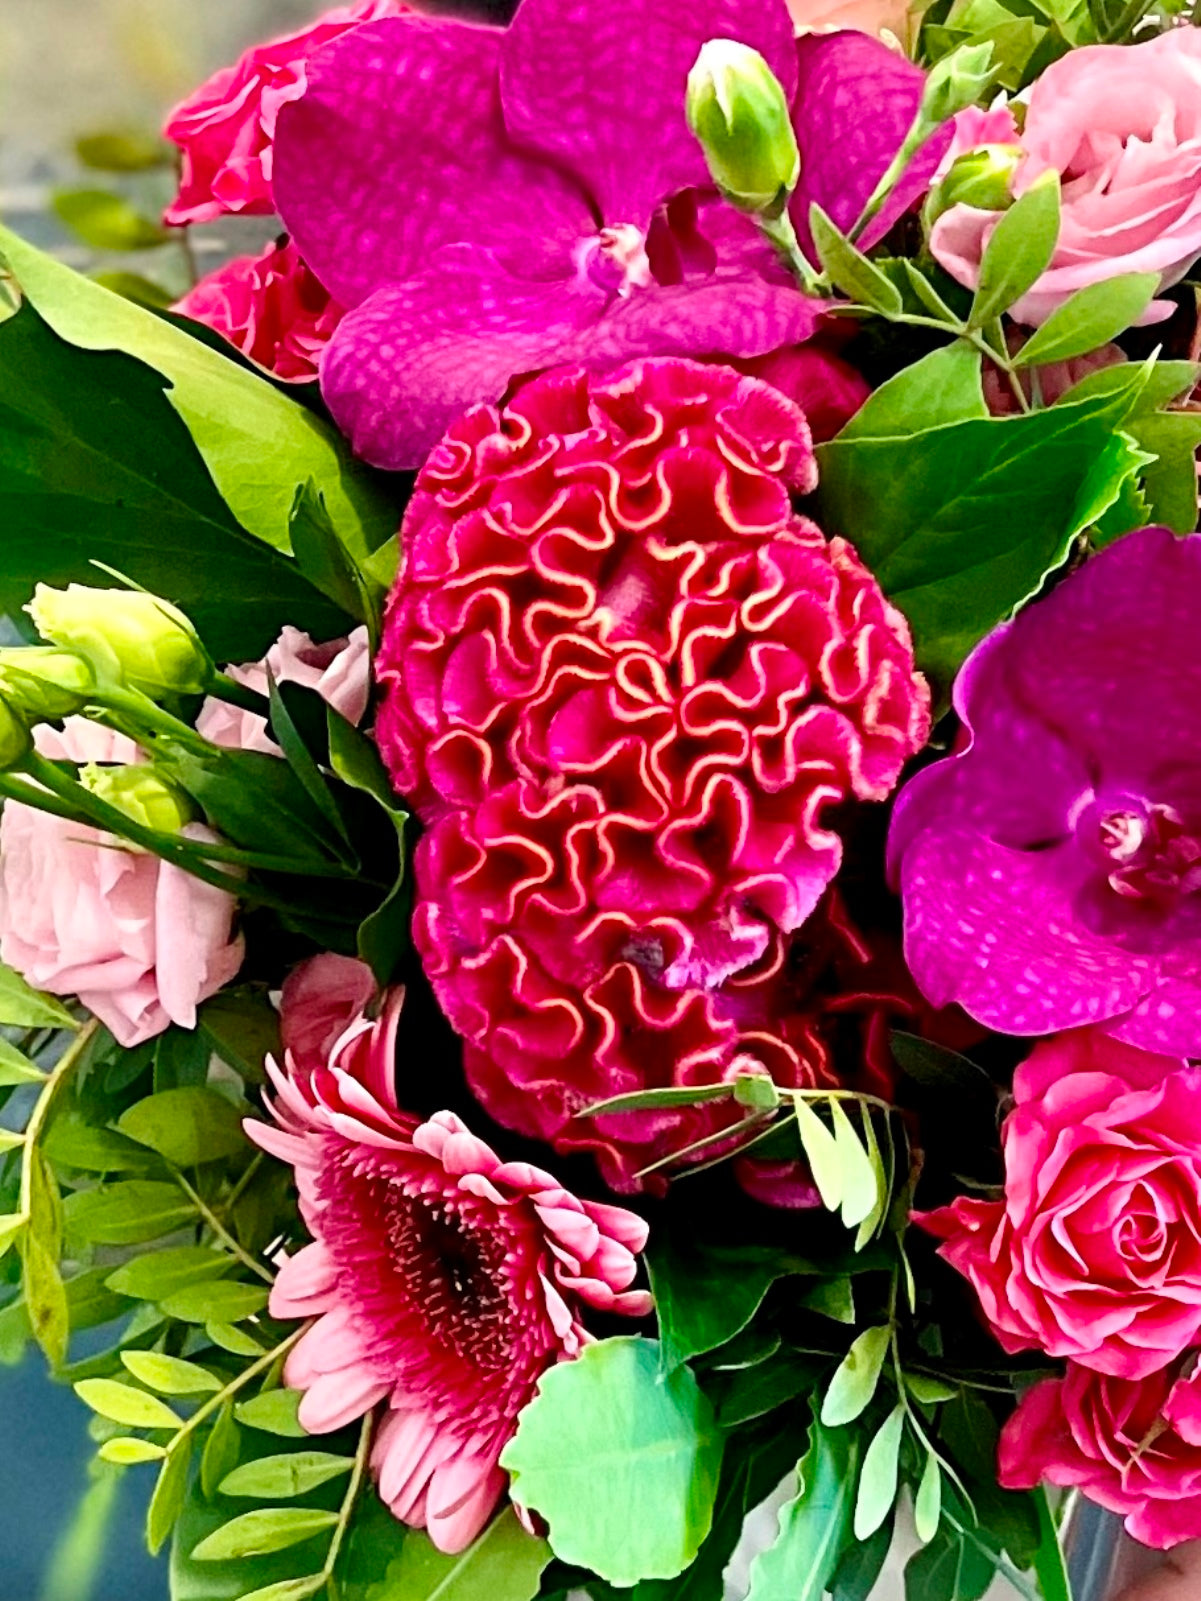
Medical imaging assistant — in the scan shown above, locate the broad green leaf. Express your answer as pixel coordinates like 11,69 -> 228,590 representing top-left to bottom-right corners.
198,989 -> 281,1085
118,1087 -> 249,1168
44,1114 -> 160,1173
161,1280 -> 269,1325
834,343 -> 986,443
904,1520 -> 1000,1601
584,1083 -> 735,1116
854,1404 -> 905,1540
91,272 -> 175,311
717,1350 -> 823,1428
1056,357 -> 1197,415
373,1508 -> 552,1601
797,1275 -> 855,1324
745,1416 -> 860,1601
121,1350 -> 222,1395
793,1098 -> 842,1212
99,1435 -> 168,1465
148,1435 -> 194,1555
0,1037 -> 45,1085
153,1027 -> 214,1095
236,1389 -> 308,1438
968,169 -> 1060,327
810,205 -> 902,314
52,189 -> 169,252
64,1181 -> 198,1246
0,962 -> 77,1029
499,1337 -> 723,1586
645,1235 -> 808,1372
106,1246 -> 232,1303
75,130 -> 169,172
219,1451 -> 354,1500
191,1507 -> 340,1561
830,1511 -> 894,1601
821,1326 -> 892,1428
0,225 -> 393,567
0,302 -> 350,663
830,1101 -> 878,1230
201,1404 -> 242,1500
915,1450 -> 943,1543
74,1377 -> 183,1430
1131,412 -> 1201,534
1014,272 -> 1159,367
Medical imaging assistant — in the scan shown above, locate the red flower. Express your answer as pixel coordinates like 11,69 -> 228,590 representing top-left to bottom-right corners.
248,987 -> 650,1554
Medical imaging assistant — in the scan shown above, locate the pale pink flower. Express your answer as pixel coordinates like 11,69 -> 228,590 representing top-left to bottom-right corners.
280,953 -> 378,1078
785,0 -> 912,41
197,625 -> 370,756
247,990 -> 651,1553
0,720 -> 243,1046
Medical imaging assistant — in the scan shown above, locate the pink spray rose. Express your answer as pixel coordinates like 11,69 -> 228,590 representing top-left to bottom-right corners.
174,238 -> 344,384
247,988 -> 650,1553
1000,1360 -> 1201,1550
0,721 -> 243,1047
163,0 -> 410,225
931,29 -> 1201,324
920,1029 -> 1201,1381
197,625 -> 370,755
280,953 -> 378,1078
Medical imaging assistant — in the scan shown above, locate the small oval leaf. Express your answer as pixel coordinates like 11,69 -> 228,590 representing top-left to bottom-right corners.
191,1507 -> 340,1561
161,1281 -> 269,1325
99,1436 -> 167,1465
829,1100 -> 878,1230
235,1389 -> 307,1438
969,170 -> 1061,328
121,1350 -> 222,1395
74,1378 -> 183,1431
854,1404 -> 906,1541
915,1449 -> 942,1544
821,1325 -> 891,1428
219,1451 -> 354,1500
147,1436 -> 194,1555
1014,273 -> 1160,369
793,1097 -> 843,1213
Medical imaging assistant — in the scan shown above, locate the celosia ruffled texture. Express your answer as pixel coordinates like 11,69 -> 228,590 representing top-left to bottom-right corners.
378,357 -> 931,1186
248,987 -> 650,1554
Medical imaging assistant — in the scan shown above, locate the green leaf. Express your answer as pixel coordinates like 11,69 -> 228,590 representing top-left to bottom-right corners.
499,1337 -> 723,1586
99,1435 -> 168,1465
91,270 -> 175,310
52,188 -> 169,252
191,1507 -> 340,1561
904,1519 -> 1001,1601
106,1246 -> 232,1303
797,1275 -> 855,1324
830,1511 -> 894,1601
890,1034 -> 996,1108
207,1321 -> 268,1357
0,962 -> 78,1029
1130,411 -> 1201,534
235,1389 -> 307,1438
821,1326 -> 891,1428
218,1452 -> 354,1500
288,482 -> 381,637
968,169 -> 1061,327
793,1098 -> 842,1213
0,225 -> 393,570
372,1508 -> 552,1601
834,343 -> 986,443
121,1350 -> 222,1395
198,990 -> 281,1085
1013,272 -> 1159,367
745,1415 -> 860,1601
583,1083 -> 735,1116
0,1037 -> 45,1085
266,677 -> 356,854
829,1101 -> 878,1230
118,1087 -> 249,1168
810,205 -> 902,314
64,1180 -> 197,1245
326,710 -> 411,985
854,1404 -> 905,1540
906,1375 -> 958,1405
855,1110 -> 889,1252
75,130 -> 169,172
645,1235 -> 807,1372
0,1129 -> 25,1154
148,1435 -> 195,1555
915,1449 -> 943,1544
717,1350 -> 823,1428
44,1114 -> 160,1173
201,1404 -> 242,1500
161,1280 -> 269,1325
1032,1486 -> 1073,1601
0,301 -> 350,664
74,1376 -> 183,1430
0,1212 -> 28,1260
153,1027 -> 214,1094
24,1153 -> 68,1367
231,1581 -> 325,1601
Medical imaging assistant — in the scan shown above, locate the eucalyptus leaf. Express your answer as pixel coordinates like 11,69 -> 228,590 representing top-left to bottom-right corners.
821,1326 -> 892,1428
191,1507 -> 339,1562
1013,272 -> 1159,367
968,169 -> 1061,327
854,1405 -> 905,1540
745,1415 -> 860,1601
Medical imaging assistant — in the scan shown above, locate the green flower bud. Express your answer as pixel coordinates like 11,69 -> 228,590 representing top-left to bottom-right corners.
0,647 -> 95,721
686,39 -> 800,216
0,699 -> 32,772
924,144 -> 1022,229
915,42 -> 998,141
27,584 -> 213,699
79,763 -> 196,834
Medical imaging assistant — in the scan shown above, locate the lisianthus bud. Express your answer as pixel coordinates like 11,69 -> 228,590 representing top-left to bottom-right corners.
924,144 -> 1021,228
0,700 -> 32,771
914,43 -> 998,142
27,585 -> 213,699
686,39 -> 800,215
0,648 -> 95,721
79,763 -> 197,834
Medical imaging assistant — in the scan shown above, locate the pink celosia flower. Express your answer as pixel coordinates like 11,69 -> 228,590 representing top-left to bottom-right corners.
0,720 -> 243,1046
197,624 -> 370,756
163,0 -> 411,225
174,238 -> 345,384
247,989 -> 651,1552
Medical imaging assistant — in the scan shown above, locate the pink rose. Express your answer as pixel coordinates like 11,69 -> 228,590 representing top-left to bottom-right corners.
197,625 -> 370,756
280,953 -> 378,1078
163,0 -> 410,225
931,29 -> 1201,324
920,1028 -> 1201,1380
174,238 -> 344,384
0,720 -> 244,1047
1000,1360 -> 1201,1550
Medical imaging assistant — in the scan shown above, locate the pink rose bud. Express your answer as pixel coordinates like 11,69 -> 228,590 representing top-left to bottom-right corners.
197,625 -> 370,757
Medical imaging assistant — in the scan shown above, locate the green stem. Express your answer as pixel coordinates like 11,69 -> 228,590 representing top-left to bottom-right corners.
321,1413 -> 374,1590
220,1152 -> 265,1218
758,210 -> 829,297
174,1325 -> 305,1447
169,1167 -> 274,1285
19,1021 -> 97,1219
850,122 -> 926,244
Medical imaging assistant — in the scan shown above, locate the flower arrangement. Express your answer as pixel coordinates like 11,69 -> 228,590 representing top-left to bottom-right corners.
2,0 -> 1201,1597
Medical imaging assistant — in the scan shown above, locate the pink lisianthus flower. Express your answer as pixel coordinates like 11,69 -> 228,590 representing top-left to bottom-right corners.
0,720 -> 243,1046
1000,1360 -> 1201,1550
247,989 -> 651,1552
280,953 -> 379,1078
163,0 -> 411,225
930,29 -> 1201,324
174,238 -> 345,384
197,624 -> 370,756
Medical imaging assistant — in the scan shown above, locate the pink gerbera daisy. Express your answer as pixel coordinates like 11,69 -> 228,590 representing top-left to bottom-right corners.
247,986 -> 651,1553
